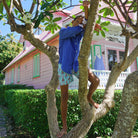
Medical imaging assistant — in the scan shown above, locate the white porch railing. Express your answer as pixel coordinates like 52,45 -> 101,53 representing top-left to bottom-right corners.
69,70 -> 130,90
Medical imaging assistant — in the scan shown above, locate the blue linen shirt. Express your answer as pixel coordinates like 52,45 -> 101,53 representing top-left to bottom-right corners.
59,26 -> 84,74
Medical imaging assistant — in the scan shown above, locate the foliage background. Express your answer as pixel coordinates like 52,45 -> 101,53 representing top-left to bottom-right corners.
0,34 -> 22,72
1,87 -> 137,137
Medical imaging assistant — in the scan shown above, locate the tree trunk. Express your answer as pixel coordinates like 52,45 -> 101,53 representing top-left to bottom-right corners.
67,0 -> 100,136
112,71 -> 138,138
15,26 -> 61,137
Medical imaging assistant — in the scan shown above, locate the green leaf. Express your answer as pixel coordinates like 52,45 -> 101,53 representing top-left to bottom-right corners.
39,13 -> 44,20
41,3 -> 50,10
0,15 -> 3,21
79,0 -> 83,3
96,15 -> 101,24
53,17 -> 62,22
72,15 -> 76,19
103,9 -> 108,17
44,11 -> 53,18
80,5 -> 84,10
100,7 -> 114,17
6,0 -> 11,7
14,9 -> 18,15
34,13 -> 44,28
45,16 -> 50,22
44,22 -> 49,25
101,21 -> 110,26
107,8 -> 114,17
18,14 -> 21,19
0,2 -> 3,14
99,8 -> 106,13
33,0 -> 37,4
111,2 -> 116,6
101,30 -> 106,37
94,30 -> 99,36
57,25 -> 61,30
102,27 -> 109,32
110,10 -> 114,17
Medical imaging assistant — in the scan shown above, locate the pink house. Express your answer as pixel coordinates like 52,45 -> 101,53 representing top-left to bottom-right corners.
3,4 -> 138,89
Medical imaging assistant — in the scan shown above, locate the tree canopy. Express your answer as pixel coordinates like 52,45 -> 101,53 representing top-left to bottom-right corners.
0,0 -> 137,39
0,33 -> 22,72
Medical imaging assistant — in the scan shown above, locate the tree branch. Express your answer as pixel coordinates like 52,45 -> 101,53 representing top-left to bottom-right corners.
33,0 -> 41,21
120,45 -> 138,71
2,0 -> 16,28
118,0 -> 130,28
114,0 -> 134,27
121,29 -> 138,39
119,0 -> 128,14
103,0 -> 124,29
15,24 -> 60,138
104,0 -> 137,36
122,0 -> 128,6
119,36 -> 129,68
9,0 -> 13,14
29,0 -> 36,14
128,0 -> 136,12
13,0 -> 24,16
49,0 -> 60,9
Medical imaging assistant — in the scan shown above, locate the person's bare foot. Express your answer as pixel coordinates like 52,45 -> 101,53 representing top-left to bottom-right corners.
87,97 -> 99,108
57,129 -> 67,137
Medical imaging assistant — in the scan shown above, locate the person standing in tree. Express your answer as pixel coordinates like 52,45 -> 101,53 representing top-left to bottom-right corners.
57,0 -> 100,137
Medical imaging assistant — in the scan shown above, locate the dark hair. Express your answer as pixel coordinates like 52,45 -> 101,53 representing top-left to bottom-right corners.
73,15 -> 83,21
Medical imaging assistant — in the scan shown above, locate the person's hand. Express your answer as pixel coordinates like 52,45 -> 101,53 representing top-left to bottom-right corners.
83,0 -> 90,7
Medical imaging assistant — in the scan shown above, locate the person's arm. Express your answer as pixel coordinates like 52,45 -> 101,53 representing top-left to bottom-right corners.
83,1 -> 101,31
59,26 -> 84,39
83,0 -> 90,20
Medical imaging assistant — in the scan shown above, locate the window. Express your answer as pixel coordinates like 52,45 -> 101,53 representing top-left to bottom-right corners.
11,68 -> 14,83
17,65 -> 20,82
108,50 -> 127,71
33,53 -> 40,78
119,51 -> 125,62
94,45 -> 102,57
108,50 -> 117,70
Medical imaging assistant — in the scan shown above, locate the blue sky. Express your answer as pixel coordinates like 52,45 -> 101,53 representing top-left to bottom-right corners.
0,0 -> 79,40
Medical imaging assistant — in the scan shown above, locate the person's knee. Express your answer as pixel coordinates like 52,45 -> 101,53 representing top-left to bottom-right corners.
95,77 -> 100,86
89,74 -> 100,86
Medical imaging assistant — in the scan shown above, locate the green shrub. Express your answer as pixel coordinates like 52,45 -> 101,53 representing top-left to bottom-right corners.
0,84 -> 34,105
5,89 -> 49,137
4,89 -> 138,137
0,73 -> 5,85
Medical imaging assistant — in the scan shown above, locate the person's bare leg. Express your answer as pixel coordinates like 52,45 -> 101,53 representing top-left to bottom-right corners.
87,69 -> 100,108
57,84 -> 68,137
